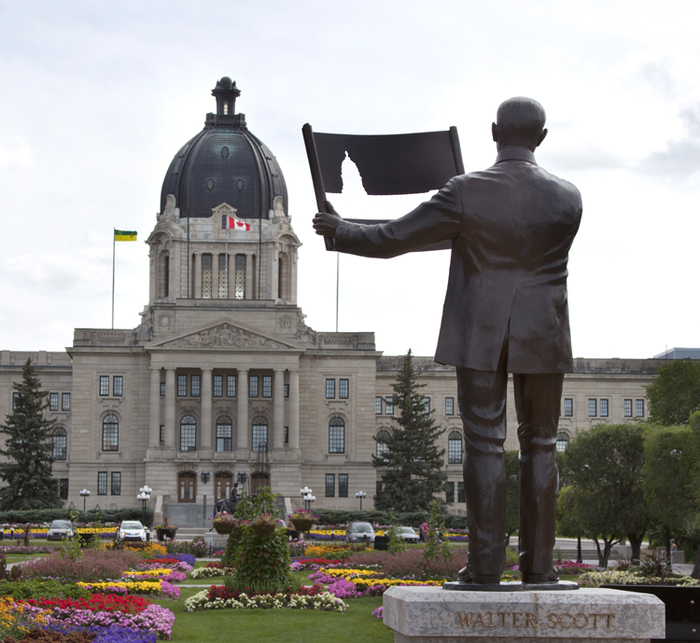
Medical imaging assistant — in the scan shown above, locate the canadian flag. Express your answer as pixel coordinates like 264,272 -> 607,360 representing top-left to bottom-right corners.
226,215 -> 250,231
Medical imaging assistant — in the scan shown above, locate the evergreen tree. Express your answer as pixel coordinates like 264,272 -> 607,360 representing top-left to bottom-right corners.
373,350 -> 447,512
0,358 -> 63,509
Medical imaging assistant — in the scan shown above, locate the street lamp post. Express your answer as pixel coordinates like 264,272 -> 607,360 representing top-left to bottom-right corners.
137,485 -> 152,526
355,491 -> 367,511
79,489 -> 90,513
304,493 -> 316,512
300,486 -> 312,511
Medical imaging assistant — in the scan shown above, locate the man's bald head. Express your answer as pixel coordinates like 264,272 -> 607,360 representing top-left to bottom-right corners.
492,97 -> 547,151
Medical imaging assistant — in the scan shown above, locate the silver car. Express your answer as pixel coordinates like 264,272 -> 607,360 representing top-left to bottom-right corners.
47,519 -> 75,541
396,526 -> 420,543
345,521 -> 375,543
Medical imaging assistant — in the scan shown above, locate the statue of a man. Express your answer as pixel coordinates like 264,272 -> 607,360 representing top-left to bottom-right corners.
313,97 -> 582,585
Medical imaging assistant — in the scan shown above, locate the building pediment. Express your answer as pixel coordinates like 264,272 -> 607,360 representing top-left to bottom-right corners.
147,320 -> 301,351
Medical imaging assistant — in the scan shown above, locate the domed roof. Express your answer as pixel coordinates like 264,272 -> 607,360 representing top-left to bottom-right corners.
160,77 -> 288,220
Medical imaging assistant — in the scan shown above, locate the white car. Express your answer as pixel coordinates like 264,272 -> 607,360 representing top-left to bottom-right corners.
117,520 -> 148,542
396,526 -> 420,543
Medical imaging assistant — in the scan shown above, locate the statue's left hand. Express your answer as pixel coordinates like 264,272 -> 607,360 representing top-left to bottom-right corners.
313,201 -> 342,238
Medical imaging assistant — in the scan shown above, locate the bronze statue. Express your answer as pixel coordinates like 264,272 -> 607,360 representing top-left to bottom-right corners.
313,97 -> 582,586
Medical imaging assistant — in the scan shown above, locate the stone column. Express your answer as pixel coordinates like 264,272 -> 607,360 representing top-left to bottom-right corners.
289,370 -> 300,450
212,254 -> 219,299
245,254 -> 253,300
193,253 -> 202,299
237,369 -> 249,450
148,367 -> 161,448
200,368 -> 213,450
164,368 -> 176,449
273,369 -> 285,449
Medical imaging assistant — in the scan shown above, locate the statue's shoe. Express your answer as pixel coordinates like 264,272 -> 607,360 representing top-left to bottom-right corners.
455,566 -> 501,585
521,570 -> 560,584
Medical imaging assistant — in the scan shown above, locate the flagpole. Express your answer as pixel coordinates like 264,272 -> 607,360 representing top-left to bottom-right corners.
111,229 -> 116,329
225,217 -> 229,298
336,252 -> 339,333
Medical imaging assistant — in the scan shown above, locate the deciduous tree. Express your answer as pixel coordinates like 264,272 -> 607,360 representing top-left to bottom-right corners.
646,359 -> 700,426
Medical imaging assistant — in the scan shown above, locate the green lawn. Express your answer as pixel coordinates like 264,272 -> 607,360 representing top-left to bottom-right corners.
152,588 -> 391,643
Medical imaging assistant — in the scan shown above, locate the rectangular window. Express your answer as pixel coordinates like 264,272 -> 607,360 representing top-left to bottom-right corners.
422,396 -> 431,413
376,480 -> 383,495
201,253 -> 212,299
446,481 -> 455,504
249,375 -> 259,397
339,474 -> 349,497
445,397 -> 454,415
97,472 -> 107,496
385,396 -> 394,415
262,375 -> 272,398
588,399 -> 597,417
159,425 -> 164,444
111,472 -> 121,496
284,384 -> 289,398
234,254 -> 246,300
624,399 -> 633,417
564,398 -> 573,417
325,378 -> 335,399
284,426 -> 289,444
227,375 -> 236,397
49,392 -> 59,411
113,376 -> 123,397
190,374 -> 201,397
177,375 -> 187,397
99,376 -> 109,396
62,393 -> 71,411
218,253 -> 229,299
375,396 -> 382,414
216,423 -> 232,452
325,474 -> 335,497
600,399 -> 609,417
339,378 -> 349,399
59,478 -> 69,500
213,375 -> 223,397
636,399 -> 645,417
160,382 -> 166,397
458,481 -> 465,504
12,392 -> 19,410
329,423 -> 345,453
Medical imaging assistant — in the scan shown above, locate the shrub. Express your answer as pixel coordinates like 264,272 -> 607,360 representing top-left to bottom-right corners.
346,549 -> 468,581
0,580 -> 91,600
19,549 -> 142,582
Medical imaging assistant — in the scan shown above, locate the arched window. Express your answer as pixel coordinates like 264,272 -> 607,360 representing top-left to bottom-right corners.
53,427 -> 67,460
448,431 -> 463,464
329,417 -> 345,454
556,432 -> 570,452
216,416 -> 232,452
102,414 -> 119,452
376,430 -> 391,461
180,415 -> 197,451
252,416 -> 268,452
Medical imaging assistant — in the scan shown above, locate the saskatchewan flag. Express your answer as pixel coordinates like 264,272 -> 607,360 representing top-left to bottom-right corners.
114,229 -> 137,242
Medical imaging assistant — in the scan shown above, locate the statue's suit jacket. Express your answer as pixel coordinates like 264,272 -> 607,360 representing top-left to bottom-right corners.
334,146 -> 583,374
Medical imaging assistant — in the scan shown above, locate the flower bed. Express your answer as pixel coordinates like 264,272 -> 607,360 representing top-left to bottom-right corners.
75,581 -> 179,600
184,585 -> 346,612
189,566 -> 235,580
309,567 -> 442,596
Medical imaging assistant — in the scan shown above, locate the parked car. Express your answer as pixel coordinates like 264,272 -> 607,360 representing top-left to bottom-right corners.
396,526 -> 420,543
345,521 -> 375,543
46,519 -> 75,541
117,520 -> 148,542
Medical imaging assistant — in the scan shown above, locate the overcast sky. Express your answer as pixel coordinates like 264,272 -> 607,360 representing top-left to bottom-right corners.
1,1 -> 698,360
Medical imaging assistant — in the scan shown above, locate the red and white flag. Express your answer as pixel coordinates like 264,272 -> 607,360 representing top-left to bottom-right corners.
226,215 -> 250,231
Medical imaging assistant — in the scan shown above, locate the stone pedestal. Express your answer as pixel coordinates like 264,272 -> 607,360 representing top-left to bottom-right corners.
383,587 -> 665,643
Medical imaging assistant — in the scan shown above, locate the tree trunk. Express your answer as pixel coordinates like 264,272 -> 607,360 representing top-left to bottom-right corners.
627,532 -> 644,564
691,545 -> 700,580
595,536 -> 618,568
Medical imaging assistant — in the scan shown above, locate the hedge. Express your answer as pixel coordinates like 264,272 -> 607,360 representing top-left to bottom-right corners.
0,507 -> 154,526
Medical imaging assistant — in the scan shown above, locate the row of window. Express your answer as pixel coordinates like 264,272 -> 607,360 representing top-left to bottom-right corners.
13,392 -> 71,412
54,475 -> 121,499
325,473 -> 349,497
375,396 -> 433,415
99,376 -> 123,397
445,481 -> 466,504
325,378 -> 349,399
159,374 -> 290,399
564,398 -> 645,418
376,429 -> 464,464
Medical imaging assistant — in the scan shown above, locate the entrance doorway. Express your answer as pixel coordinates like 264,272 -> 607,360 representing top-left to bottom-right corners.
215,472 -> 233,503
251,472 -> 270,494
178,472 -> 197,503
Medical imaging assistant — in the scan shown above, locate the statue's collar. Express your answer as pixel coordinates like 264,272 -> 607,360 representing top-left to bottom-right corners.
496,147 -> 538,165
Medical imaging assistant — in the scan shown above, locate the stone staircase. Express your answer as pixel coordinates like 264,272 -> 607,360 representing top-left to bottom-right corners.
162,504 -> 213,531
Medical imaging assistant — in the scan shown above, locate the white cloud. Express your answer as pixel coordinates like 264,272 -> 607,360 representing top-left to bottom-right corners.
0,137 -> 34,173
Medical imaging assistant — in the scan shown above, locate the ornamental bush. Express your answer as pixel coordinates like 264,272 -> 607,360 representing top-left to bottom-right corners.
19,549 -> 142,582
0,580 -> 91,600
